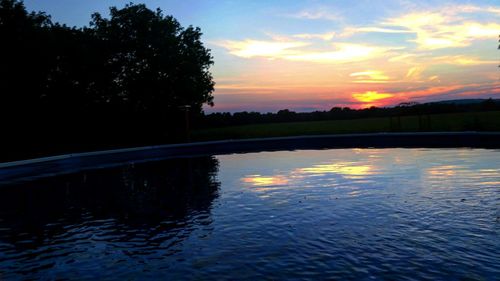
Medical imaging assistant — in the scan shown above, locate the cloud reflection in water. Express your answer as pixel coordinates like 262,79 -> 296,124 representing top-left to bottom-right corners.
241,159 -> 378,197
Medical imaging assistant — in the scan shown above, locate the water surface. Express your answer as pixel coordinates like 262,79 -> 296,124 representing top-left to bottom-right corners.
0,148 -> 499,280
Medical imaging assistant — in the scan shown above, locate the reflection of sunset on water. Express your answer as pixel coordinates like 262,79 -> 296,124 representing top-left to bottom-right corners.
426,165 -> 500,180
427,165 -> 460,177
427,165 -> 500,180
234,149 -> 500,198
298,162 -> 374,178
241,161 -> 376,190
422,165 -> 500,196
242,175 -> 289,187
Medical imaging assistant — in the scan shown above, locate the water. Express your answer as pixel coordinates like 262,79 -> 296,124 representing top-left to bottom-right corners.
0,148 -> 499,280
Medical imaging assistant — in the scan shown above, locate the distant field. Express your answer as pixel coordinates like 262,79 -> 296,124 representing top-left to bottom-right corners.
192,111 -> 500,141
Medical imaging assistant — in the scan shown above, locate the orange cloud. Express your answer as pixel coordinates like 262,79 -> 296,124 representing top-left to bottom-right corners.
375,83 -> 499,104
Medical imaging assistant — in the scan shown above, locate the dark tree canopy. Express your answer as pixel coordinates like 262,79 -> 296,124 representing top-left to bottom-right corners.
89,4 -> 214,114
0,0 -> 215,159
0,0 -> 52,116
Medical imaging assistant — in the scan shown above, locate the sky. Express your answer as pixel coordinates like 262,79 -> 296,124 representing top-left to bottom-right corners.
24,0 -> 500,112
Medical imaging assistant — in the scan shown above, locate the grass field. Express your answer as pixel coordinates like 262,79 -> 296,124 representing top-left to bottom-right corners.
192,111 -> 500,141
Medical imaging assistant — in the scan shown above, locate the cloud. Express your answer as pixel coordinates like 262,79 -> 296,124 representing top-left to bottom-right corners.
216,39 -> 309,58
206,82 -> 500,113
352,91 -> 394,103
350,70 -> 390,83
432,55 -> 498,65
389,82 -> 500,102
428,75 -> 440,82
406,66 -> 425,80
217,4 -> 500,63
287,9 -> 342,21
284,43 -> 399,63
386,53 -> 495,75
326,5 -> 500,49
215,84 -> 278,94
216,39 -> 396,63
293,31 -> 336,41
446,5 -> 500,15
387,53 -> 423,63
338,26 -> 414,38
382,10 -> 500,50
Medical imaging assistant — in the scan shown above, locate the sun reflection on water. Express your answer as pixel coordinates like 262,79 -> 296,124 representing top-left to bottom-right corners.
241,161 -> 376,188
232,149 -> 500,201
298,162 -> 374,178
427,165 -> 460,177
242,175 -> 289,186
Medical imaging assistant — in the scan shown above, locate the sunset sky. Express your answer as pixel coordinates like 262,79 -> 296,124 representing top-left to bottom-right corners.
25,0 -> 500,112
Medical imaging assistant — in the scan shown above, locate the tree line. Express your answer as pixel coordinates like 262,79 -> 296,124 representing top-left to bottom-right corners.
0,0 -> 214,159
198,99 -> 500,128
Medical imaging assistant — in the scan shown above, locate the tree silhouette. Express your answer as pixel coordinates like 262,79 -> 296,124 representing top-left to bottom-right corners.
0,0 -> 52,127
0,0 -> 215,159
90,4 -> 214,116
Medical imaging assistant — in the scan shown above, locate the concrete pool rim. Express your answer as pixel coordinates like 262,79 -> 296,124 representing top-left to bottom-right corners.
1,132 -> 499,185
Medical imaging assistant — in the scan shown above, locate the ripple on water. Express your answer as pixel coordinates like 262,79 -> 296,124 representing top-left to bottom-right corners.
0,149 -> 499,280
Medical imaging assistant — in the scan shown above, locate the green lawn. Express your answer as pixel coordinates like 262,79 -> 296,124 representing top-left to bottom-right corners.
192,111 -> 500,141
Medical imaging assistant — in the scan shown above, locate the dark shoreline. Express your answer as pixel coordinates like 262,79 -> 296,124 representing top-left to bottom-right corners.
1,132 -> 500,185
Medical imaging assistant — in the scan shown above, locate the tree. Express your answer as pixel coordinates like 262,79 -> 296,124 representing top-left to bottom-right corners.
0,0 -> 52,122
90,4 -> 215,117
0,1 -> 215,159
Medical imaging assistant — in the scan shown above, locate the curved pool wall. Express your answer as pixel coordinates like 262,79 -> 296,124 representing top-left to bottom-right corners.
1,132 -> 500,185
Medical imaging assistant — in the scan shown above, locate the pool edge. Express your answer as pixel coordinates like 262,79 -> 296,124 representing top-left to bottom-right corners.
1,132 -> 499,185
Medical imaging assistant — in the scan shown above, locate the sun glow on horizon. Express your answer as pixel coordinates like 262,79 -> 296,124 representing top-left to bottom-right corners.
207,1 -> 500,112
352,91 -> 395,103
